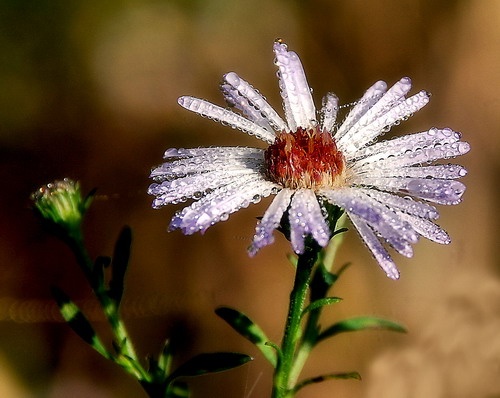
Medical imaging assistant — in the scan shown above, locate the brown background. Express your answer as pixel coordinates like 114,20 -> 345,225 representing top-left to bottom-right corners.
0,1 -> 498,397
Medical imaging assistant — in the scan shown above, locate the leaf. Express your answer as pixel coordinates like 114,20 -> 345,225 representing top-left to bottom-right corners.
108,226 -> 132,305
215,307 -> 277,367
82,187 -> 97,213
167,381 -> 189,397
156,338 -> 174,380
301,297 -> 343,317
51,287 -> 110,358
166,352 -> 252,384
318,316 -> 407,343
92,256 -> 110,286
293,371 -> 361,393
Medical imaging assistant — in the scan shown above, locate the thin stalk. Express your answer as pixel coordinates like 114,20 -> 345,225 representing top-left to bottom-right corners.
68,234 -> 151,383
276,214 -> 347,396
322,212 -> 346,272
271,241 -> 321,398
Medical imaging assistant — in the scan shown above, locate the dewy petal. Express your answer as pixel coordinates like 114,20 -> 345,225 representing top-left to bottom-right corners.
288,189 -> 330,254
320,92 -> 339,132
348,127 -> 467,165
355,177 -> 466,205
170,176 -> 279,234
178,96 -> 275,143
349,214 -> 400,280
339,90 -> 430,155
357,188 -> 439,220
356,164 -> 467,180
337,77 -> 413,153
150,147 -> 264,180
149,168 -> 260,207
334,80 -> 387,141
221,72 -> 288,132
398,212 -> 450,244
321,188 -> 417,257
273,40 -> 316,131
249,188 -> 293,256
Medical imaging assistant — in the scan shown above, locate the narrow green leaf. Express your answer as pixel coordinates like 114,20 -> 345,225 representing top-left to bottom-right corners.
294,371 -> 361,393
157,338 -> 174,380
166,352 -> 252,384
167,381 -> 189,397
318,316 -> 407,343
51,287 -> 110,358
108,226 -> 132,305
83,187 -> 97,213
301,297 -> 342,317
215,307 -> 277,367
92,256 -> 110,287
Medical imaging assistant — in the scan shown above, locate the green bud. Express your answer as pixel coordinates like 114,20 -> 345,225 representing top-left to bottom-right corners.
31,178 -> 92,237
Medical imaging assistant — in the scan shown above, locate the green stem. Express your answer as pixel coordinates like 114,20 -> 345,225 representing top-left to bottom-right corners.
68,234 -> 152,384
322,212 -> 346,272
271,241 -> 321,398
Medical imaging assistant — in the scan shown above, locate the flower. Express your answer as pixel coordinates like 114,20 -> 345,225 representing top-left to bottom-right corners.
32,178 -> 92,238
148,40 -> 469,279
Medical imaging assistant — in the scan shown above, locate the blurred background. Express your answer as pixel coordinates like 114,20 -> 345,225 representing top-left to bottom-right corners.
0,0 -> 498,397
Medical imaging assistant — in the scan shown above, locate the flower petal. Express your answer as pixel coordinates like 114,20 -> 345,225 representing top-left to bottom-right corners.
170,177 -> 279,234
149,168 -> 261,207
288,189 -> 330,253
320,92 -> 339,132
337,78 -> 415,153
356,164 -> 467,180
357,188 -> 439,220
273,40 -> 316,131
339,90 -> 430,155
150,147 -> 264,180
349,214 -> 400,280
349,127 -> 467,165
334,80 -> 387,141
321,188 -> 417,257
398,212 -> 450,244
249,188 -> 293,256
221,72 -> 288,132
178,96 -> 275,143
355,177 -> 466,205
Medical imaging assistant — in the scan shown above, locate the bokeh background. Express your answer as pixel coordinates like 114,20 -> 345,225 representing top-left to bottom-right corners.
1,0 -> 498,397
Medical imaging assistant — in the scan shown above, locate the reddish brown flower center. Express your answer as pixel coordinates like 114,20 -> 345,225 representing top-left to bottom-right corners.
265,127 -> 346,190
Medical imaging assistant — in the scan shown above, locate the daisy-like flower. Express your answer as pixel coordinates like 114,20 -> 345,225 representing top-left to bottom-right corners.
148,40 -> 469,279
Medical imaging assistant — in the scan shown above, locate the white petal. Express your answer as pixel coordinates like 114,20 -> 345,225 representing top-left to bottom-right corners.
170,177 -> 279,234
398,212 -> 450,244
357,188 -> 439,220
337,77 -> 414,153
273,41 -> 316,130
151,147 -> 264,179
348,127 -> 465,165
334,80 -> 387,141
162,146 -> 263,160
321,188 -> 417,257
339,90 -> 430,155
249,188 -> 293,256
354,177 -> 466,205
288,189 -> 330,253
221,72 -> 288,132
178,96 -> 275,143
349,214 -> 400,280
320,92 -> 339,132
149,168 -> 260,207
356,164 -> 467,180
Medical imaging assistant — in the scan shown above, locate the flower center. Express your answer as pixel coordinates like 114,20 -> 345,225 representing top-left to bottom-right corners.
264,126 -> 346,190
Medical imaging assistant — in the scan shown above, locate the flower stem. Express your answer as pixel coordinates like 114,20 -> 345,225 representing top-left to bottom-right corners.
68,234 -> 152,384
272,241 -> 321,398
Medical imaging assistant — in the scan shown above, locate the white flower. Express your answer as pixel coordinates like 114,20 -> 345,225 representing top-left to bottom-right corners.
149,40 -> 470,279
